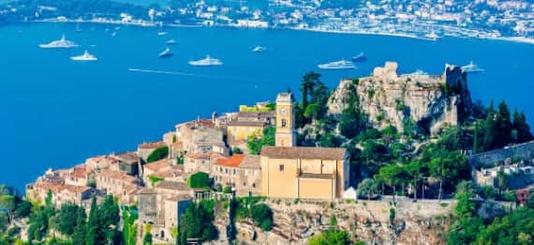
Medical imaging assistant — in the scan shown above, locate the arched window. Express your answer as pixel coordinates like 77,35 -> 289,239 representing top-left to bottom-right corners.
281,119 -> 287,127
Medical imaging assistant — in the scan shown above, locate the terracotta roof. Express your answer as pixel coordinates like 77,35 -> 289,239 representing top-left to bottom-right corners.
62,185 -> 91,194
261,146 -> 347,160
98,170 -> 138,183
70,166 -> 87,178
111,152 -> 139,164
240,155 -> 260,169
138,141 -> 165,149
186,152 -> 224,160
215,154 -> 245,168
144,159 -> 173,171
227,121 -> 266,127
156,181 -> 190,191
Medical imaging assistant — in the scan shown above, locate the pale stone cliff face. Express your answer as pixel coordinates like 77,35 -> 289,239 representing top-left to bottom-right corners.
328,62 -> 472,135
217,199 -> 452,245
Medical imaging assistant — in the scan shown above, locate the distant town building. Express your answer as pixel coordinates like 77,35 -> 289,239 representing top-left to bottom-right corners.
470,141 -> 534,190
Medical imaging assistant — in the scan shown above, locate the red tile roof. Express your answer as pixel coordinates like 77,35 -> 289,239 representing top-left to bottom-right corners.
261,146 -> 347,160
215,154 -> 245,168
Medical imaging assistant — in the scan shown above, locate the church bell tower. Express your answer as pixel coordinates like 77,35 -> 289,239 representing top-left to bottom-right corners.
275,92 -> 296,147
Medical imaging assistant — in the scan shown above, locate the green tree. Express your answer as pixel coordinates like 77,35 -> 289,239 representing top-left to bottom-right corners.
122,207 -> 138,245
356,178 -> 379,200
147,146 -> 169,163
512,110 -> 533,143
247,127 -> 275,155
188,172 -> 210,189
143,224 -> 153,245
493,101 -> 513,148
178,202 -> 218,244
72,208 -> 87,245
308,229 -> 351,245
250,204 -> 273,231
53,203 -> 80,235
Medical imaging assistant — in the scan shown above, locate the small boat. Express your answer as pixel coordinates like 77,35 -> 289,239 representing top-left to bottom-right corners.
159,48 -> 173,58
252,46 -> 266,53
461,61 -> 484,73
352,52 -> 367,62
39,35 -> 79,49
166,39 -> 177,45
317,59 -> 356,70
157,31 -> 168,36
188,55 -> 223,66
111,31 -> 117,37
70,50 -> 97,61
424,31 -> 440,41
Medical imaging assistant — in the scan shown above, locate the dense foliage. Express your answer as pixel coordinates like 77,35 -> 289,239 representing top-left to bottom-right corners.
147,145 -> 169,163
447,183 -> 534,245
188,172 -> 210,189
308,229 -> 354,245
177,201 -> 218,244
247,127 -> 275,155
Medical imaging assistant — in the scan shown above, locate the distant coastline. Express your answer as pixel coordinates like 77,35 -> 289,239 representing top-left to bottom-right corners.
28,18 -> 534,46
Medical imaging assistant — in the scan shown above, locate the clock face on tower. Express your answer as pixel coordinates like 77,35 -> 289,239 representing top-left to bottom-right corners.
280,108 -> 287,116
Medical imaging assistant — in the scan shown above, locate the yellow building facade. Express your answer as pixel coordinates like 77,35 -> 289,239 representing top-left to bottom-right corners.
260,92 -> 350,201
226,121 -> 265,144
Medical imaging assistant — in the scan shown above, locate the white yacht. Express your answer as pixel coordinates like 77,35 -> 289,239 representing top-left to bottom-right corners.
188,55 -> 223,66
352,52 -> 367,62
39,35 -> 79,48
159,48 -> 173,58
461,61 -> 484,73
318,59 -> 356,70
157,31 -> 168,36
252,46 -> 266,53
166,39 -> 177,45
70,50 -> 97,61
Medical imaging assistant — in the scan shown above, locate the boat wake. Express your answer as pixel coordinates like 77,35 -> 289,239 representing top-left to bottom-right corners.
128,68 -> 252,81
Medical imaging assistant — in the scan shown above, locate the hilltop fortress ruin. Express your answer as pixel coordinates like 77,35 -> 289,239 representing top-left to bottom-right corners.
328,62 -> 472,135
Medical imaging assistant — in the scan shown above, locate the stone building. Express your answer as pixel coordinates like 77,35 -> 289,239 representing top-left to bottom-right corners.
226,121 -> 266,145
95,170 -> 140,204
138,183 -> 192,243
260,93 -> 350,201
110,152 -> 141,176
212,154 -> 262,196
137,141 -> 167,163
236,155 -> 261,196
212,154 -> 244,188
64,165 -> 89,186
184,151 -> 224,175
143,158 -> 185,187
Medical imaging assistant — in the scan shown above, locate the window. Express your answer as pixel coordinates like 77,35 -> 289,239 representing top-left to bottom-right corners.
281,119 -> 287,127
233,169 -> 236,175
252,183 -> 256,188
279,164 -> 284,171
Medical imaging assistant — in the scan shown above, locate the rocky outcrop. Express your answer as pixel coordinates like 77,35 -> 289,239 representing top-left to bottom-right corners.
328,62 -> 472,135
227,199 -> 452,244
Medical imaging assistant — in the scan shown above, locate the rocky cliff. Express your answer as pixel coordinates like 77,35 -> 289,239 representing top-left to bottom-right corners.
328,62 -> 472,135
217,199 -> 452,245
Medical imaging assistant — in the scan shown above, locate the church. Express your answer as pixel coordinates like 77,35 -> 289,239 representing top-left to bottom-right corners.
260,92 -> 350,201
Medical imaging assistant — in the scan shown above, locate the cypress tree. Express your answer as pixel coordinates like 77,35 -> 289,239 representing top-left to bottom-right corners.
513,110 -> 533,143
73,208 -> 87,245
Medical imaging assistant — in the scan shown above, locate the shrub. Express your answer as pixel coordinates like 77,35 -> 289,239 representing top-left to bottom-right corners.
251,204 -> 273,231
188,172 -> 210,189
147,146 -> 169,163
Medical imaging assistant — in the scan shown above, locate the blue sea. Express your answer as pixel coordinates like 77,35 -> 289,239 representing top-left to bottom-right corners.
1,22 -> 533,191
